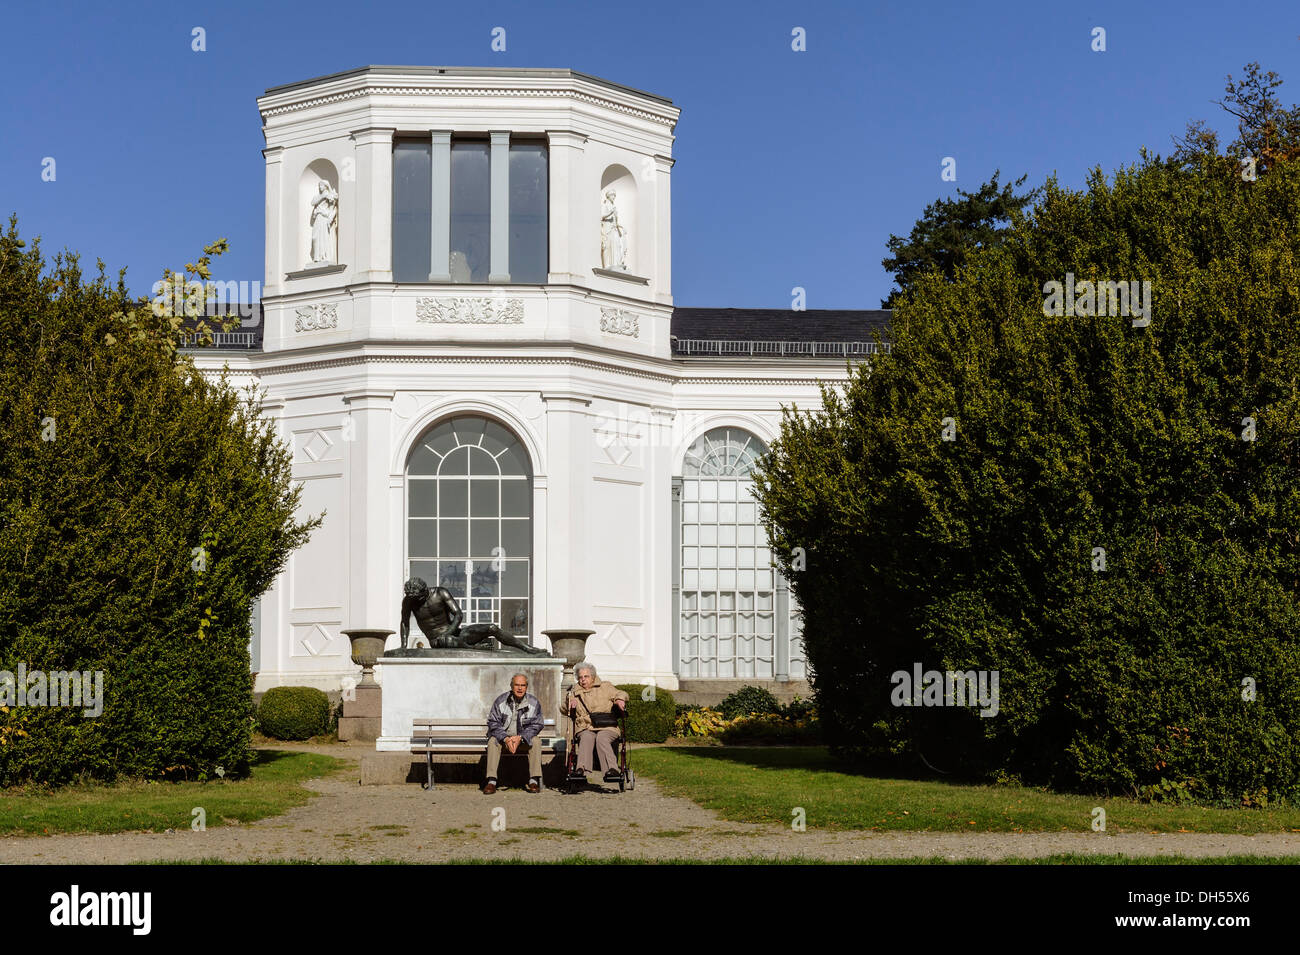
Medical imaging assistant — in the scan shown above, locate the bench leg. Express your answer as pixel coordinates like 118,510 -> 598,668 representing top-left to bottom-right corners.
426,751 -> 435,791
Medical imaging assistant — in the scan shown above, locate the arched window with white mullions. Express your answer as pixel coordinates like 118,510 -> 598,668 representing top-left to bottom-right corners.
406,416 -> 533,644
674,427 -> 805,680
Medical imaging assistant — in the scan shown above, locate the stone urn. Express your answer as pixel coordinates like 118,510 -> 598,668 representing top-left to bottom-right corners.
542,629 -> 595,694
342,629 -> 394,687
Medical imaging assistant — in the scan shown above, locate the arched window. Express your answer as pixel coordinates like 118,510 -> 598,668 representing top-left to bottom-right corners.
406,416 -> 532,639
678,427 -> 803,679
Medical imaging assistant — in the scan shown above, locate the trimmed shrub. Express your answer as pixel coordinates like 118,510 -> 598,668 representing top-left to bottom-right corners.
616,684 -> 676,743
718,685 -> 781,721
258,687 -> 330,741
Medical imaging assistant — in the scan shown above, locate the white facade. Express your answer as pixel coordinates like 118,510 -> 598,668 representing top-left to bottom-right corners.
191,67 -> 876,693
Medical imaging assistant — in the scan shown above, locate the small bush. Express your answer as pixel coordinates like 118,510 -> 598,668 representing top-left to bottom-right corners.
719,713 -> 822,745
616,685 -> 676,743
718,685 -> 781,721
675,707 -> 728,737
257,687 -> 330,741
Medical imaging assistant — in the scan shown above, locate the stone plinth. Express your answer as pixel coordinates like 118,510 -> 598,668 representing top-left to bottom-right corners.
338,684 -> 381,741
374,651 -> 564,752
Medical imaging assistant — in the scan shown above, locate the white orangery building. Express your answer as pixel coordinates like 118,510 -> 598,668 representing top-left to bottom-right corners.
190,66 -> 889,695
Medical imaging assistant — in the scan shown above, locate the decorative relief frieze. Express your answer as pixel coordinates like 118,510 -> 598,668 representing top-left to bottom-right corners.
294,303 -> 339,332
599,307 -> 639,338
416,297 -> 524,325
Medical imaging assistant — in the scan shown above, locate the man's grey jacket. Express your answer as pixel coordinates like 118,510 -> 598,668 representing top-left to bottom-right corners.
486,691 -> 546,743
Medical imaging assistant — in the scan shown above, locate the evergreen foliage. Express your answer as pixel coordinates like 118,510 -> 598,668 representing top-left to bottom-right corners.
616,684 -> 676,743
754,152 -> 1300,803
0,218 -> 319,785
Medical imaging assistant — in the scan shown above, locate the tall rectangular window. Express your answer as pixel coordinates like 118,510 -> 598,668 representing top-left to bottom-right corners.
391,135 -> 548,284
509,142 -> 548,284
392,140 -> 431,283
449,141 -> 490,282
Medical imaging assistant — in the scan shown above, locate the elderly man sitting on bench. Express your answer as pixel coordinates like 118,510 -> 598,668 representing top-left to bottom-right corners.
484,673 -> 545,794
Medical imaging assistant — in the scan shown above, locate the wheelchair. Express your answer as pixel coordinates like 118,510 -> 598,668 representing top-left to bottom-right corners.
562,704 -> 635,794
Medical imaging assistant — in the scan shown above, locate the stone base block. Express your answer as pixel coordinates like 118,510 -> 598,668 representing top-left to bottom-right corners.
342,684 -> 381,719
338,715 -> 380,742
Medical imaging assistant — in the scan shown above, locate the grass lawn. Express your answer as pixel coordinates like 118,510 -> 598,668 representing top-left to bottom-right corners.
0,750 -> 346,836
633,747 -> 1300,834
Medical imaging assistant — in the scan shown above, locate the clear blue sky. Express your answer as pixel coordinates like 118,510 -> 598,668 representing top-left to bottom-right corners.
1,0 -> 1296,308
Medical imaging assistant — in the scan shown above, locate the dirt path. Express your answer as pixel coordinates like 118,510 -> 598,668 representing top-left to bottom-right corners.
3,743 -> 1299,863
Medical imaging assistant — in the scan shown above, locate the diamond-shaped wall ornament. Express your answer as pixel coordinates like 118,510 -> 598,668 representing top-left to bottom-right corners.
300,624 -> 332,656
302,430 -> 333,462
605,624 -> 632,655
602,432 -> 632,466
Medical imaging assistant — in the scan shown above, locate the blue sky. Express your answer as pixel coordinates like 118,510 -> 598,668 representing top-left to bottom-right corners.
1,0 -> 1296,308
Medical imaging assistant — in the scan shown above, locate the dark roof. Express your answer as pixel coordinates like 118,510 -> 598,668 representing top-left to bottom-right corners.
670,308 -> 891,357
262,66 -> 674,107
178,305 -> 892,358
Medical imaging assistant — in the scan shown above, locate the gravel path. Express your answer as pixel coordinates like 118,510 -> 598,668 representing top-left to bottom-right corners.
3,743 -> 1299,863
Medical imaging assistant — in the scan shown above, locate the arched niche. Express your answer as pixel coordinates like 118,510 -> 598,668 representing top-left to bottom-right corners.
299,159 -> 340,269
599,164 -> 637,273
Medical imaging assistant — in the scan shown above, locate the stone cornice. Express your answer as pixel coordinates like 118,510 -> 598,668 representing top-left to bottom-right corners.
191,351 -> 853,389
261,84 -> 679,129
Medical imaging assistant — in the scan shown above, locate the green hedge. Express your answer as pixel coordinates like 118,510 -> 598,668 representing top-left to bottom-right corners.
616,684 -> 676,743
257,687 -> 330,741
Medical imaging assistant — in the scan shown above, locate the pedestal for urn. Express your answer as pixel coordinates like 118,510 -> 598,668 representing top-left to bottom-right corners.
542,629 -> 594,738
339,628 -> 392,742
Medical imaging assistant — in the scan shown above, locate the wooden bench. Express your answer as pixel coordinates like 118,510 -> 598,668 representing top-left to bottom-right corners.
410,718 -> 566,791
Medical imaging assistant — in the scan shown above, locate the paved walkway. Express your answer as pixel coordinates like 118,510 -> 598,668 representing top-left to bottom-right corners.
3,743 -> 1299,863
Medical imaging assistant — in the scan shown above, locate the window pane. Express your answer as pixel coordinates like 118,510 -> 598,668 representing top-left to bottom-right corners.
509,143 -> 548,284
497,443 -> 530,477
440,479 -> 468,515
467,562 -> 498,598
437,562 -> 467,598
409,560 -> 437,585
440,518 -> 467,557
469,447 -> 499,476
682,525 -> 698,546
683,503 -> 698,523
481,420 -> 513,457
700,525 -> 717,546
450,142 -> 490,282
408,480 -> 437,517
501,479 -> 530,516
470,479 -> 498,517
501,518 -> 529,557
393,140 -> 432,283
408,519 -> 436,558
441,447 -> 470,476
471,519 -> 498,557
502,560 -> 529,597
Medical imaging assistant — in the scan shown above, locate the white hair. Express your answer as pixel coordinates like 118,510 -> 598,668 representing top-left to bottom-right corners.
575,662 -> 597,680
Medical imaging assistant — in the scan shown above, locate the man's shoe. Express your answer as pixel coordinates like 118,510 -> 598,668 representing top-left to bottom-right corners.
603,769 -> 622,783
526,779 -> 541,793
482,779 -> 498,794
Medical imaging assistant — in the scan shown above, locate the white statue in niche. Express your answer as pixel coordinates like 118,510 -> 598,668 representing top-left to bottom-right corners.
309,181 -> 339,265
600,188 -> 628,271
